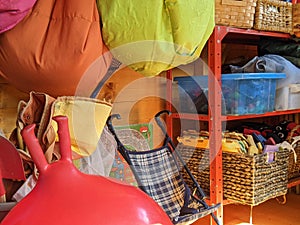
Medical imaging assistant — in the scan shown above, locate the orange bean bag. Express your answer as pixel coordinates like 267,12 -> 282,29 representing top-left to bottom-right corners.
0,0 -> 37,33
0,0 -> 111,97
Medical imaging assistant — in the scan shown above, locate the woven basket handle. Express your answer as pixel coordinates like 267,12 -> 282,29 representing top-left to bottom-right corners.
221,0 -> 246,7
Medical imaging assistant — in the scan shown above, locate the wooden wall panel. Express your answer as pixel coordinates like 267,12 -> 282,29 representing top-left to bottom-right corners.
0,78 -> 29,137
99,66 -> 167,147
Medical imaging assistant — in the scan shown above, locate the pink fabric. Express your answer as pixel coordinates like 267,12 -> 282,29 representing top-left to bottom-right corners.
0,0 -> 37,33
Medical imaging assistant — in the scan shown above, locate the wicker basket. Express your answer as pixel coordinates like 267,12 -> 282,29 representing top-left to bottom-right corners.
288,145 -> 300,180
254,0 -> 293,33
287,134 -> 300,180
292,3 -> 300,37
215,0 -> 257,28
177,143 -> 289,206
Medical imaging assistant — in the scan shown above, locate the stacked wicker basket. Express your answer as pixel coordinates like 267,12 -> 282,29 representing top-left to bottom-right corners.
288,140 -> 300,180
215,0 -> 295,34
254,0 -> 293,33
177,143 -> 289,206
287,130 -> 300,180
215,0 -> 257,28
292,3 -> 300,37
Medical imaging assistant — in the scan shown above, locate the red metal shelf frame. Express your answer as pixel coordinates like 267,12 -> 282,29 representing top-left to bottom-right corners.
171,109 -> 300,121
207,27 -> 300,224
167,24 -> 300,224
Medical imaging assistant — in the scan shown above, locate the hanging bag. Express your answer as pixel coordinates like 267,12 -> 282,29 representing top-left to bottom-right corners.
98,0 -> 214,76
0,0 -> 112,97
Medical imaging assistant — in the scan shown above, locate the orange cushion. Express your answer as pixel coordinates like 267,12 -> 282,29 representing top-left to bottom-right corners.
0,0 -> 111,97
0,0 -> 37,33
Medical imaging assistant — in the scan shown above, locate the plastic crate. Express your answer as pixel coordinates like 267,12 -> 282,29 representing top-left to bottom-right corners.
275,84 -> 300,111
174,73 -> 286,115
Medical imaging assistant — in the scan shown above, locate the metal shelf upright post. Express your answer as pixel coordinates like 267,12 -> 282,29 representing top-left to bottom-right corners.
207,26 -> 226,225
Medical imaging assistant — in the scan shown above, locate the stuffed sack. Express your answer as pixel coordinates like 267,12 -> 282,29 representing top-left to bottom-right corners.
0,0 -> 112,97
98,0 -> 215,77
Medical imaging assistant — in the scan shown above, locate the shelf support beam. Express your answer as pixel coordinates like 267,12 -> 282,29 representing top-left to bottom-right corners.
207,27 -> 224,224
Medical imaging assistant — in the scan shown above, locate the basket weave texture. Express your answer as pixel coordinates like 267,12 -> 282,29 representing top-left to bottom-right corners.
215,0 -> 257,28
292,3 -> 300,37
177,143 -> 289,206
287,131 -> 300,180
254,0 -> 292,33
288,147 -> 300,180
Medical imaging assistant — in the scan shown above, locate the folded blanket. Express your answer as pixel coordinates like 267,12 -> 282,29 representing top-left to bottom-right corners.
230,54 -> 300,89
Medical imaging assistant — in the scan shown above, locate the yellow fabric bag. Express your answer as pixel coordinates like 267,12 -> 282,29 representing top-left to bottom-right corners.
98,0 -> 214,76
52,96 -> 112,158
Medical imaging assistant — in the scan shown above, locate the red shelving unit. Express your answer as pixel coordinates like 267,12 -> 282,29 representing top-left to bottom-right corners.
167,23 -> 300,224
208,25 -> 300,224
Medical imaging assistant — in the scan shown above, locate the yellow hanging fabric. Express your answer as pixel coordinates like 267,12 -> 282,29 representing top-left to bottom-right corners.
98,0 -> 215,76
51,96 -> 112,158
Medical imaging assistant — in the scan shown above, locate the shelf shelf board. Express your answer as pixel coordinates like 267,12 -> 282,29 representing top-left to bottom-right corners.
225,109 -> 300,121
216,26 -> 292,43
171,113 -> 210,121
288,177 -> 300,188
172,109 -> 300,122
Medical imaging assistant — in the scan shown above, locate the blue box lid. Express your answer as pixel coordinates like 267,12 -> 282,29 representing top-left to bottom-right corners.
174,73 -> 286,81
221,73 -> 286,80
174,73 -> 286,87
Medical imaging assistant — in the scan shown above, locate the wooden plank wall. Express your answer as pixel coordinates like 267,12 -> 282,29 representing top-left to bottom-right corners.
0,66 -> 170,147
98,66 -> 167,147
0,78 -> 29,138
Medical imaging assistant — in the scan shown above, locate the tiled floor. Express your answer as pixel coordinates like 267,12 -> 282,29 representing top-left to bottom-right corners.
193,189 -> 300,225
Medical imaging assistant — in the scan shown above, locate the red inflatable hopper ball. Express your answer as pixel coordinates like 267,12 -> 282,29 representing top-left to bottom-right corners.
1,116 -> 172,225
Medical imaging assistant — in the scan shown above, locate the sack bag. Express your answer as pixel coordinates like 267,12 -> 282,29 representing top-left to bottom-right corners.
10,92 -> 112,165
51,96 -> 112,158
9,92 -> 57,165
0,0 -> 112,97
0,0 -> 37,33
98,0 -> 214,76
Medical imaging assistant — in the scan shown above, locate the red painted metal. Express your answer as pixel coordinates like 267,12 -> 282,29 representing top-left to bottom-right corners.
287,177 -> 300,188
172,113 -> 210,121
216,25 -> 291,39
2,116 -> 172,225
208,27 -> 224,225
172,108 -> 300,122
167,9 -> 300,223
205,24 -> 298,224
226,109 -> 300,121
288,177 -> 300,188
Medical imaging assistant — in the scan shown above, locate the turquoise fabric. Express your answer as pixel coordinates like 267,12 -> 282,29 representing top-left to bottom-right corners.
98,0 -> 214,76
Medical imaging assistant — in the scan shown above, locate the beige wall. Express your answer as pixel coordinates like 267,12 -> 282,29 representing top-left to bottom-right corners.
0,77 -> 28,138
98,66 -> 166,147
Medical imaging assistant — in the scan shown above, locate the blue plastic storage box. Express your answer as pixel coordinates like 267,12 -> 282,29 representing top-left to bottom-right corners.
174,73 -> 286,115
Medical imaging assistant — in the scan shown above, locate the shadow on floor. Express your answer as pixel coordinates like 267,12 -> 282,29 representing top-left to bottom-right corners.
193,191 -> 300,225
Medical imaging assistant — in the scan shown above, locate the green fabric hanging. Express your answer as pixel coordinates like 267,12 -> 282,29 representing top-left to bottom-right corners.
98,0 -> 214,76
